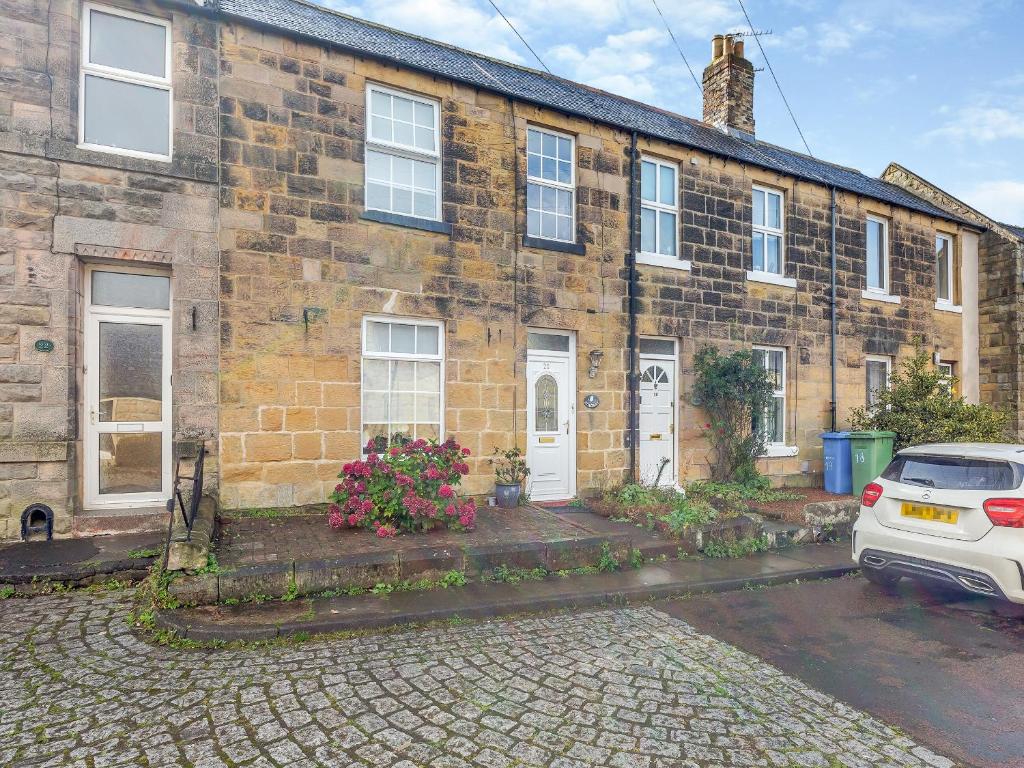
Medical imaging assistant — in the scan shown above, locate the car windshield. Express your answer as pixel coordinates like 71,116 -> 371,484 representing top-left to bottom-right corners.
881,454 -> 1023,491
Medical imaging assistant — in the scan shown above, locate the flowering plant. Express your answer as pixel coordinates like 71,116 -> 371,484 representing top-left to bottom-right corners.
328,438 -> 475,536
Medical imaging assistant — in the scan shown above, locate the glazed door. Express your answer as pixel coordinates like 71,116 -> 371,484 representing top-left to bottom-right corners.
526,351 -> 574,501
638,356 -> 675,486
83,268 -> 172,508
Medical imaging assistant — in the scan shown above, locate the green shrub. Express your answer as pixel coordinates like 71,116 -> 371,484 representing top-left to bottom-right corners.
662,496 -> 718,534
849,348 -> 1009,451
691,346 -> 774,482
615,484 -> 658,507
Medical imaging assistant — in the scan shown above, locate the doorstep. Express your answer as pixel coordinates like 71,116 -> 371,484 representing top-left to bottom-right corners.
155,542 -> 857,642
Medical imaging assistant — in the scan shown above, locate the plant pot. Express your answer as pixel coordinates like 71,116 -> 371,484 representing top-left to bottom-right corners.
494,483 -> 522,509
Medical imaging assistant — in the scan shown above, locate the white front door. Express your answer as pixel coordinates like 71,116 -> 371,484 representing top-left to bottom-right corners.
638,352 -> 676,487
526,331 -> 575,501
83,267 -> 173,509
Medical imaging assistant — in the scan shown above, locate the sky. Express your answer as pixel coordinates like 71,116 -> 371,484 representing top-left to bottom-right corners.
325,0 -> 1024,225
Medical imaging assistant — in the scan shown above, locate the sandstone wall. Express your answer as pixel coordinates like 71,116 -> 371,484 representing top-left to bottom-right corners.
0,0 -> 219,539
217,20 -> 969,507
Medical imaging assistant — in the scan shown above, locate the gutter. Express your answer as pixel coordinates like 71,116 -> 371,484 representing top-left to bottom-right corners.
627,131 -> 640,482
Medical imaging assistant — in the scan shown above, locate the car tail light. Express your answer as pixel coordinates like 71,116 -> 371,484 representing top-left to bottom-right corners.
861,482 -> 883,507
983,498 -> 1024,528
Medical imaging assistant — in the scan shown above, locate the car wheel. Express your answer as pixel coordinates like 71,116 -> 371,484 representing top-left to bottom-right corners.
862,568 -> 901,589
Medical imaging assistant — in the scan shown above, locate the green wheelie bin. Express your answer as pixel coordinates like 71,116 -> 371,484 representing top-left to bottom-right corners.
849,430 -> 896,496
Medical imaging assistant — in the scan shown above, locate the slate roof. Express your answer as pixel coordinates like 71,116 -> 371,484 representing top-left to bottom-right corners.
1000,222 -> 1024,241
218,0 -> 970,226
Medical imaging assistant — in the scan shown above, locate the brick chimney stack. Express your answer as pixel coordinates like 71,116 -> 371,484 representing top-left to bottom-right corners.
702,33 -> 755,139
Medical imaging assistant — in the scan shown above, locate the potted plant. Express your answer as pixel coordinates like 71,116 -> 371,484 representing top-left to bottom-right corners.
489,446 -> 529,509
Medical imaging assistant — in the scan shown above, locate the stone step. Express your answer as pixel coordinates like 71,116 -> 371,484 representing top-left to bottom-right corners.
73,507 -> 167,537
156,542 -> 860,642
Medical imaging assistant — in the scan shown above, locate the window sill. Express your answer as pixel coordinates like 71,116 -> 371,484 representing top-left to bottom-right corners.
361,209 -> 453,235
934,301 -> 963,314
523,235 -> 585,255
761,444 -> 799,458
746,270 -> 796,289
862,290 -> 901,305
637,252 -> 691,271
77,141 -> 172,163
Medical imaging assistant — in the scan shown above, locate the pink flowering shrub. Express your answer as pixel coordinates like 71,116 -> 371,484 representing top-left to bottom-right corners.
328,438 -> 476,535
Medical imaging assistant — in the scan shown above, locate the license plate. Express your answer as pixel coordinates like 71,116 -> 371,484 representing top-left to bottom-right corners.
901,502 -> 959,524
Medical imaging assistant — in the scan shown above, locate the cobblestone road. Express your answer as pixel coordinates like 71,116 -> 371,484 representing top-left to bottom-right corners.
0,590 -> 955,768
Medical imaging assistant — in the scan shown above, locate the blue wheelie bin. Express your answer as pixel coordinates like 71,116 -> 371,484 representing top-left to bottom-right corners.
820,431 -> 853,494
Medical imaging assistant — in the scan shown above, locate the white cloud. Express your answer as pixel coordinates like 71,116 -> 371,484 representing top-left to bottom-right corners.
927,100 -> 1024,143
960,180 -> 1024,225
547,28 -> 667,103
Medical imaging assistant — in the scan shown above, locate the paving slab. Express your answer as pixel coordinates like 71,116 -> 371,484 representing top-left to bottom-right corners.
0,531 -> 163,586
157,542 -> 857,641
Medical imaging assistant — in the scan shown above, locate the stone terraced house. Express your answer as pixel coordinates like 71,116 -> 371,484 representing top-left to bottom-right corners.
0,0 -> 992,541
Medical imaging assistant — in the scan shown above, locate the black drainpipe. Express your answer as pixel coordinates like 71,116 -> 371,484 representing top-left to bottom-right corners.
829,185 -> 838,432
627,131 -> 640,481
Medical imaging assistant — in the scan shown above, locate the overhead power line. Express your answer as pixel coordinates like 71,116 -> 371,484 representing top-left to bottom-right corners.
651,0 -> 703,94
485,0 -> 551,74
735,0 -> 812,156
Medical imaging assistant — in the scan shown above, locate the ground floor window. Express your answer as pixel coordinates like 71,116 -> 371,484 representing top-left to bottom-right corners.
361,317 -> 443,452
938,360 -> 955,394
752,346 -> 786,445
865,355 -> 892,407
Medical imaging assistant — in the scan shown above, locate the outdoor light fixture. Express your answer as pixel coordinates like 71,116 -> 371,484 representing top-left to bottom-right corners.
588,349 -> 604,378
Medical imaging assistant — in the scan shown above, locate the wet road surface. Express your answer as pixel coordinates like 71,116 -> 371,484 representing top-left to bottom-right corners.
657,574 -> 1024,768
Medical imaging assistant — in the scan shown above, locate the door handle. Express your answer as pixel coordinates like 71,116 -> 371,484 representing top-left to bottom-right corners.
90,409 -> 97,425
564,420 -> 569,435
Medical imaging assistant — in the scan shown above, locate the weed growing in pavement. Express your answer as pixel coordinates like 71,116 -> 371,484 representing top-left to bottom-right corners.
438,569 -> 467,588
703,535 -> 771,559
628,549 -> 644,569
281,577 -> 299,602
194,553 -> 222,576
127,547 -> 162,559
0,585 -> 15,600
556,566 -> 599,577
234,506 -> 308,519
597,542 -> 619,572
488,565 -> 548,584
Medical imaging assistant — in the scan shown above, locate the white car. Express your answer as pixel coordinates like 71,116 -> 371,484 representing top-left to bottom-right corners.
853,443 -> 1024,604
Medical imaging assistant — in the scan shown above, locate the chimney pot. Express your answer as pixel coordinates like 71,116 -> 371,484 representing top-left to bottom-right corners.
734,39 -> 744,59
712,34 -> 724,59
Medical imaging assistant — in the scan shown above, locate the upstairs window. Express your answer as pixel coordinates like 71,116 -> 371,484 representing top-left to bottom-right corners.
80,4 -> 172,160
526,127 -> 575,242
640,157 -> 678,258
935,234 -> 956,306
865,215 -> 889,293
365,85 -> 441,221
753,346 -> 786,445
752,185 -> 784,275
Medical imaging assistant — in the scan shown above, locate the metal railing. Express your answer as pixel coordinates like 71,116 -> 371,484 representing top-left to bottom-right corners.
167,442 -> 207,542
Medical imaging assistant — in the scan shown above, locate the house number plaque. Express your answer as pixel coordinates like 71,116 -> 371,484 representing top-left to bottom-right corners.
583,394 -> 599,409
34,339 -> 54,353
